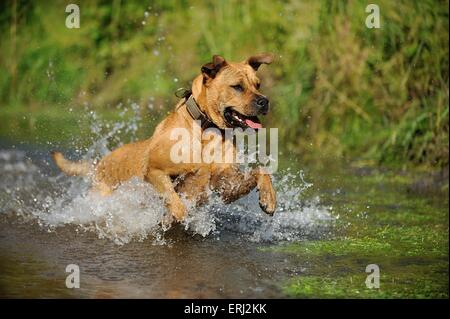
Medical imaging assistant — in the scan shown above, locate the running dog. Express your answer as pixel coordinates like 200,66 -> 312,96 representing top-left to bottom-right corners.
52,54 -> 276,225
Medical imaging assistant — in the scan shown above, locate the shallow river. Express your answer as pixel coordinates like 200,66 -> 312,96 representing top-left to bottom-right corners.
0,139 -> 447,298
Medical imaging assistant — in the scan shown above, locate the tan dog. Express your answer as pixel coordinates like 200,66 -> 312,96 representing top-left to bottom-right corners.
52,54 -> 277,225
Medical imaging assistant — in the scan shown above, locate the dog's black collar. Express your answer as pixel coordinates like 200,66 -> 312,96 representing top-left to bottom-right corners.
174,88 -> 218,130
184,93 -> 217,130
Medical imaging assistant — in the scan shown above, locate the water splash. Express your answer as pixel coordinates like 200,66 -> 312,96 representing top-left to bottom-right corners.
0,104 -> 334,245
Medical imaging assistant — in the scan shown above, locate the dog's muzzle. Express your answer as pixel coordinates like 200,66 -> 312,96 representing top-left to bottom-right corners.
254,96 -> 269,115
223,107 -> 263,129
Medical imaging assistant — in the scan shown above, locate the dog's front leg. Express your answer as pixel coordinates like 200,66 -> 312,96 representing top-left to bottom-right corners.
211,165 -> 276,215
145,169 -> 187,222
175,166 -> 211,206
211,166 -> 257,204
255,168 -> 276,215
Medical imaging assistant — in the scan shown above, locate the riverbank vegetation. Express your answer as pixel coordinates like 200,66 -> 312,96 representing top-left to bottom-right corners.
0,0 -> 448,168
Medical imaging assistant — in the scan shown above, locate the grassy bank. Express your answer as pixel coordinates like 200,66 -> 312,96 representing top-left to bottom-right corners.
0,0 -> 448,167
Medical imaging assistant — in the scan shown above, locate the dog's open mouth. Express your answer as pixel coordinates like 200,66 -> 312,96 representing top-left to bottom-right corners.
223,107 -> 262,129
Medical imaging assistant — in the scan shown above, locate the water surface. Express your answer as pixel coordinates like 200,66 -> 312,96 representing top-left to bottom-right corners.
0,140 -> 447,298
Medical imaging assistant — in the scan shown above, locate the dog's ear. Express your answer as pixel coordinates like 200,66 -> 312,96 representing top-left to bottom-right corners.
246,53 -> 274,71
201,55 -> 227,81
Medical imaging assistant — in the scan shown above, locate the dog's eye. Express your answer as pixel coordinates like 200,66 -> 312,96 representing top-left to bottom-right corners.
256,83 -> 261,90
231,84 -> 244,92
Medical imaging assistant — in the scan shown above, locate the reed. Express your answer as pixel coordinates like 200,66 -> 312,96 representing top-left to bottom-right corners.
0,0 -> 448,167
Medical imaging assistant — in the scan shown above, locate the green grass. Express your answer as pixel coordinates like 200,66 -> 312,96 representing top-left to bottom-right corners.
276,216 -> 448,298
0,0 -> 448,167
284,264 -> 449,298
265,162 -> 448,298
276,225 -> 448,258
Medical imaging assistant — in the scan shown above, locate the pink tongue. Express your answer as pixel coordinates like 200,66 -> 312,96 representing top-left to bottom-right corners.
245,118 -> 262,129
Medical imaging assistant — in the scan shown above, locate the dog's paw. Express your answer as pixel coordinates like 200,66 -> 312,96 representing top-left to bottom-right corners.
258,181 -> 276,215
259,196 -> 276,215
169,199 -> 187,222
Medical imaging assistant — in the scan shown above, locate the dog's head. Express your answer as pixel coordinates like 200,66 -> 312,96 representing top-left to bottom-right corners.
193,53 -> 274,129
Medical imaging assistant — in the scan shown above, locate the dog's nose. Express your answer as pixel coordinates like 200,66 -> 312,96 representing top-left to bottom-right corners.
256,96 -> 269,114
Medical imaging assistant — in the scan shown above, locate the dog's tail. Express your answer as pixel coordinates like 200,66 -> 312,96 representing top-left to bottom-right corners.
51,151 -> 92,176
